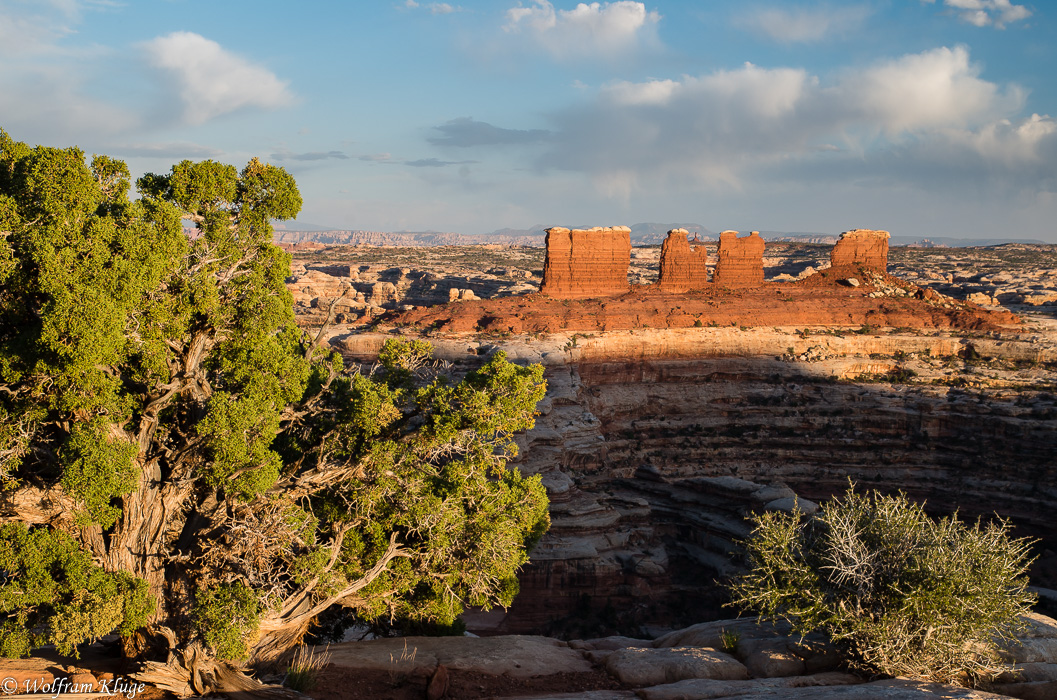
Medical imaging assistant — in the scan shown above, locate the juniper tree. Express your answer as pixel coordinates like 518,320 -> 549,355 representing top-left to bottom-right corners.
0,130 -> 549,693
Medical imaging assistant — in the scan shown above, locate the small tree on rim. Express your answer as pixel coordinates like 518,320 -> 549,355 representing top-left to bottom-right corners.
0,130 -> 550,694
728,485 -> 1036,687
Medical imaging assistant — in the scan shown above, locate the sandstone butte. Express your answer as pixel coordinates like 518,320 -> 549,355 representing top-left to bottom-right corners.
713,230 -> 766,288
390,227 -> 1018,334
539,226 -> 632,299
657,228 -> 709,292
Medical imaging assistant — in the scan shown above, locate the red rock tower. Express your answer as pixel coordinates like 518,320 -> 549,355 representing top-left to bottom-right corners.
830,229 -> 890,272
657,229 -> 710,292
713,230 -> 765,288
539,226 -> 631,298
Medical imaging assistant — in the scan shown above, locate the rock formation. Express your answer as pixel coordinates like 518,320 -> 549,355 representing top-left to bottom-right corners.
658,229 -> 710,292
830,229 -> 890,271
713,231 -> 765,288
540,226 -> 632,299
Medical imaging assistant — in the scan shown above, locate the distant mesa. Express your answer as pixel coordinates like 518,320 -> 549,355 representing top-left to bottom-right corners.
539,226 -> 631,299
830,229 -> 890,272
539,226 -> 891,298
657,228 -> 709,293
714,230 -> 766,288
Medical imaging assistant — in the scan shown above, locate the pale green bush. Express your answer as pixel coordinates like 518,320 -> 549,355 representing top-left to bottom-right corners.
729,486 -> 1036,686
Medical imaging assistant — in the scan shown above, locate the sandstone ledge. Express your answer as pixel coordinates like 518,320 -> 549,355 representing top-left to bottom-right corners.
384,273 -> 1017,337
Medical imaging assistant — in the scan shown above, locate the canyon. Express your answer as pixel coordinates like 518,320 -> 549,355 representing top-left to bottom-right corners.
286,232 -> 1057,667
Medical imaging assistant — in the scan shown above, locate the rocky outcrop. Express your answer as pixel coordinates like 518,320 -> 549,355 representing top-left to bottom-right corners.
293,613 -> 1057,699
831,229 -> 890,271
713,231 -> 765,288
540,227 -> 632,299
658,229 -> 710,292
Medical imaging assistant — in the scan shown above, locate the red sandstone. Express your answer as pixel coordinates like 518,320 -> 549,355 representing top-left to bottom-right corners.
539,226 -> 631,299
657,229 -> 710,292
831,229 -> 890,271
713,231 -> 765,288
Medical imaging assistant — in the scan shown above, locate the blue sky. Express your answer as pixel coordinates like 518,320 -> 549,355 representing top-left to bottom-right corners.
2,0 -> 1055,240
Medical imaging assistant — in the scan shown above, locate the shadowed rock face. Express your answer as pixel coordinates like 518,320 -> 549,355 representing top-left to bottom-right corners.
831,229 -> 890,271
489,348 -> 1057,637
540,226 -> 632,299
658,229 -> 710,292
714,231 -> 765,288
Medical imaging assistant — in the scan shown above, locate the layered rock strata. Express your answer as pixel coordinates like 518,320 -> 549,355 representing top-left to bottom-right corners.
831,229 -> 890,271
335,330 -> 1057,637
657,229 -> 710,292
540,226 -> 632,299
713,231 -> 765,288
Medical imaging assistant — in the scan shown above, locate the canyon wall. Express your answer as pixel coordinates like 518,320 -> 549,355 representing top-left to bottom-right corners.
334,330 -> 1057,636
830,228 -> 890,271
491,350 -> 1057,636
539,226 -> 632,299
712,231 -> 765,288
657,229 -> 710,292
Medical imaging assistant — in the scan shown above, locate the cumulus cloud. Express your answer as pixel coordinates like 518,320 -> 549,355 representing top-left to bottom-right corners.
924,0 -> 1031,28
736,4 -> 873,43
428,118 -> 551,147
536,46 -> 1049,194
503,1 -> 661,59
141,32 -> 294,125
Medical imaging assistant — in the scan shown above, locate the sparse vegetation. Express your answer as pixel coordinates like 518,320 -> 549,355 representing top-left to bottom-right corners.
729,485 -> 1036,687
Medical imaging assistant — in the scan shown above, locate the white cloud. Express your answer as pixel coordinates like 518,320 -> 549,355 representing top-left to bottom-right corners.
503,1 -> 661,59
925,0 -> 1032,28
536,47 -> 1047,195
141,32 -> 294,125
736,4 -> 873,43
842,46 -> 1022,133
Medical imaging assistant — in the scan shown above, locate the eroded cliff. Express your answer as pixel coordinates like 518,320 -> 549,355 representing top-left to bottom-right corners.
335,328 -> 1057,637
540,226 -> 632,298
714,231 -> 766,288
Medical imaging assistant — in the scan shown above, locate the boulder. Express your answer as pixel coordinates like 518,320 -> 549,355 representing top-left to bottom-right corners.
324,634 -> 592,677
604,647 -> 748,687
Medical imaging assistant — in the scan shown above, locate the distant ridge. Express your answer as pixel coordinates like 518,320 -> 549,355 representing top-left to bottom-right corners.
271,225 -> 1050,248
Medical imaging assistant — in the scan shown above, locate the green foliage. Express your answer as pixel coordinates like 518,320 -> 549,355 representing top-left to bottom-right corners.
0,524 -> 153,657
729,486 -> 1036,686
0,130 -> 549,668
60,419 -> 138,527
194,582 -> 262,661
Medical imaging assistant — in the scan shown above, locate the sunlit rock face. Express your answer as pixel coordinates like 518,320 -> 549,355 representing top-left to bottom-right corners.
831,229 -> 890,272
714,231 -> 765,288
539,227 -> 632,299
658,229 -> 710,292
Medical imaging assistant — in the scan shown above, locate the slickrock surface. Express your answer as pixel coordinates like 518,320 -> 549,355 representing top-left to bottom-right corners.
540,227 -> 632,299
296,614 -> 1057,698
830,229 -> 890,271
657,230 -> 710,292
714,231 -> 765,288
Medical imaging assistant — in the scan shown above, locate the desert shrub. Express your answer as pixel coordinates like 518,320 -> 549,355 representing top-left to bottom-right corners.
728,486 -> 1036,686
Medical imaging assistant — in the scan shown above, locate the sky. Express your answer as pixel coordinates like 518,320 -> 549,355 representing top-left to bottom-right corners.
2,0 -> 1056,241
